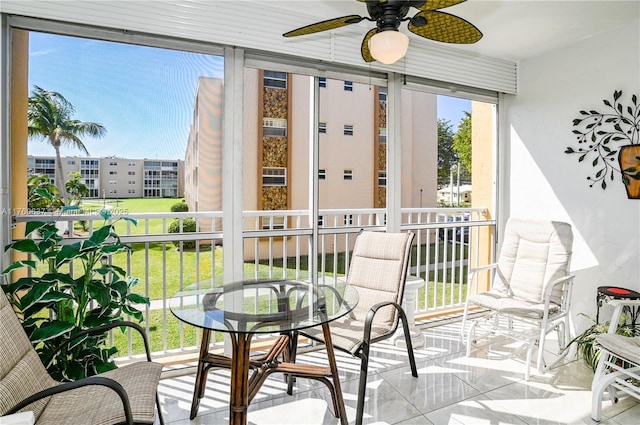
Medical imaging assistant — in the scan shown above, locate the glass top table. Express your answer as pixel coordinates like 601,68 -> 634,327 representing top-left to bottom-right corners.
170,279 -> 358,334
169,279 -> 358,425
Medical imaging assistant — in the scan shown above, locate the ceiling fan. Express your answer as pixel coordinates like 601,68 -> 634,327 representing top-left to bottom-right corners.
283,0 -> 483,65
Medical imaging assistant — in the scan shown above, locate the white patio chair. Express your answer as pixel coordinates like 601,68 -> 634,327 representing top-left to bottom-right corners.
461,218 -> 575,380
591,299 -> 640,421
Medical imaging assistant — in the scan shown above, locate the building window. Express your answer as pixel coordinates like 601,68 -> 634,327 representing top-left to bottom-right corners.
109,161 -> 118,166
318,169 -> 326,180
318,215 -> 324,227
378,171 -> 387,187
128,162 -> 136,166
344,214 -> 353,226
343,170 -> 353,181
67,160 -> 76,165
378,128 -> 387,144
344,125 -> 354,136
264,71 -> 287,89
261,216 -> 285,230
318,122 -> 327,134
109,180 -> 117,185
129,180 -> 136,185
379,87 -> 387,101
318,77 -> 326,88
128,189 -> 136,194
128,171 -> 136,175
344,81 -> 353,92
263,118 -> 287,137
109,171 -> 117,175
262,167 -> 287,186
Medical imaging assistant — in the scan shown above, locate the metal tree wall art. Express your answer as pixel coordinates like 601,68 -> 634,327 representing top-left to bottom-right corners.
565,90 -> 640,198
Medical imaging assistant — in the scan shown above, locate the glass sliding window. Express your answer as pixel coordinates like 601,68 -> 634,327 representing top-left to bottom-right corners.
18,28 -> 225,359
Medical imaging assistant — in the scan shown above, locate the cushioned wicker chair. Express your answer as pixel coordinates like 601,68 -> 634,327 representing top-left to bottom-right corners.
461,218 -> 575,380
591,299 -> 640,421
287,231 -> 418,425
0,291 -> 164,425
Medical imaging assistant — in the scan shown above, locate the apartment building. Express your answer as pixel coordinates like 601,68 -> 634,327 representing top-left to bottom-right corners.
27,156 -> 185,199
185,73 -> 438,217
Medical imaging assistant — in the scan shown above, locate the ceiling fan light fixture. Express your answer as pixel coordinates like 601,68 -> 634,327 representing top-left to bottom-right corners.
368,30 -> 409,65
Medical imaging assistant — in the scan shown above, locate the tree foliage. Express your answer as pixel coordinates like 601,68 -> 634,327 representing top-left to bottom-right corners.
453,112 -> 472,174
437,119 -> 457,185
27,86 -> 106,199
65,171 -> 89,207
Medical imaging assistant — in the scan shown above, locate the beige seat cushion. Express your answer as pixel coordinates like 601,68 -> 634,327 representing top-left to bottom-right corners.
596,333 -> 640,365
468,290 -> 560,319
35,361 -> 163,425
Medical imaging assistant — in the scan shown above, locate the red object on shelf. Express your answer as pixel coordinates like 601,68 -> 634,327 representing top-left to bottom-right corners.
608,288 -> 631,295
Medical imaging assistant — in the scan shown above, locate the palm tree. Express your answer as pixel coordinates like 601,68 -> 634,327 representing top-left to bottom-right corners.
27,85 -> 106,200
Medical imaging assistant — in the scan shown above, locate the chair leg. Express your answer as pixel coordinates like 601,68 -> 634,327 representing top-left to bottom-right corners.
286,331 -> 299,396
398,307 -> 418,378
355,342 -> 371,425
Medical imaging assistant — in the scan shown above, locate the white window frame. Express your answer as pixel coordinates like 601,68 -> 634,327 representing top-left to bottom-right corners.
262,167 -> 287,186
344,81 -> 353,92
318,122 -> 327,134
264,71 -> 287,89
263,118 -> 287,137
343,170 -> 353,181
318,169 -> 326,180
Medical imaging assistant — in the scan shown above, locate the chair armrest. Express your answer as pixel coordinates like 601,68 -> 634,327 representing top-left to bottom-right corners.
542,274 -> 575,300
607,299 -> 640,333
47,321 -> 153,364
363,300 -> 406,343
467,263 -> 498,294
5,376 -> 134,425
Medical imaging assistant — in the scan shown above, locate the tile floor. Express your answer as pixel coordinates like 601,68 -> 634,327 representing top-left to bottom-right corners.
156,322 -> 640,425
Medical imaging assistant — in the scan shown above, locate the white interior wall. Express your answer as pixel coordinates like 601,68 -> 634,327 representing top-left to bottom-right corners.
501,20 -> 640,331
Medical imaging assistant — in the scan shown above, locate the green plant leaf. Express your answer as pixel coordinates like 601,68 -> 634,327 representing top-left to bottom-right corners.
7,239 -> 39,254
34,188 -> 54,202
87,280 -> 111,309
2,260 -> 37,274
89,225 -> 112,245
56,244 -> 82,266
564,147 -> 575,154
601,180 -> 607,189
121,217 -> 138,226
614,90 -> 622,100
603,99 -> 611,107
25,221 -> 48,237
31,320 -> 74,343
18,280 -> 57,310
127,293 -> 149,305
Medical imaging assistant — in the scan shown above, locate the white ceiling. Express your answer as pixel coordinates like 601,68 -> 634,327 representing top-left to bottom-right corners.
268,0 -> 640,62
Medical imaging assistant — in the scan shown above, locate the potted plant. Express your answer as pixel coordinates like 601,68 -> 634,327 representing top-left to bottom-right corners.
565,90 -> 640,197
2,202 -> 148,381
570,312 -> 634,372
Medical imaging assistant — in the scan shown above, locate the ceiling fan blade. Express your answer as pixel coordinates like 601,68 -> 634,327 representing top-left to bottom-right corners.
408,11 -> 482,44
417,0 -> 468,11
361,28 -> 378,63
283,15 -> 364,37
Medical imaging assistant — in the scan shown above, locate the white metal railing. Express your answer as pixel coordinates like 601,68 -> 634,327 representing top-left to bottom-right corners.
9,207 -> 495,361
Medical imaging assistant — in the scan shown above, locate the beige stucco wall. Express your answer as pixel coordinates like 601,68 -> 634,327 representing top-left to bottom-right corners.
471,101 -> 496,290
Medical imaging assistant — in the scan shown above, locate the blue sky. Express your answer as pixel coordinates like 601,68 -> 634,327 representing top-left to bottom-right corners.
28,32 -> 468,160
